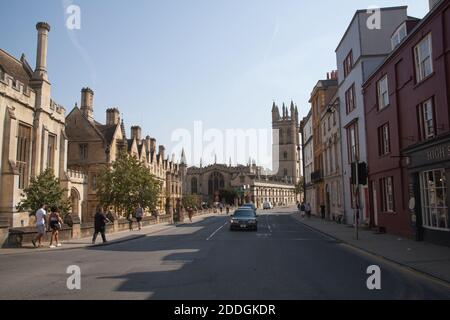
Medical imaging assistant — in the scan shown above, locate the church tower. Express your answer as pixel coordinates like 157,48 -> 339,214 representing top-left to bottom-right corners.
272,101 -> 301,184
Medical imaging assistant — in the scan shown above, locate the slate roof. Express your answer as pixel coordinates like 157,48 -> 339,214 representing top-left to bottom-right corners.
0,49 -> 33,86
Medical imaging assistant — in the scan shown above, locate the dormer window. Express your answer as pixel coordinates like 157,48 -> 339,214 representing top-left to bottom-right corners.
391,23 -> 407,50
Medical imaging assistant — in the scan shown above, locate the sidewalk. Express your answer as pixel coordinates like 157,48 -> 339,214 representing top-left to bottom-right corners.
0,212 -> 219,256
291,212 -> 450,284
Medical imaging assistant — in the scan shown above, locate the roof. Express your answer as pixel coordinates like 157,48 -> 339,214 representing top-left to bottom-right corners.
94,122 -> 118,145
0,49 -> 33,86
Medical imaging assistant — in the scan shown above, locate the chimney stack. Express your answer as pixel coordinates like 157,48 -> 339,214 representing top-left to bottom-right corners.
33,22 -> 51,81
158,145 -> 165,160
150,138 -> 157,153
131,126 -> 142,141
106,108 -> 120,125
80,87 -> 94,121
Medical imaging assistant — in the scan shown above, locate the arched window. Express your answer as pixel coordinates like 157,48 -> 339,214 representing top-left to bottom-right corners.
284,151 -> 288,160
284,169 -> 288,177
208,172 -> 225,196
191,177 -> 198,194
287,128 -> 292,144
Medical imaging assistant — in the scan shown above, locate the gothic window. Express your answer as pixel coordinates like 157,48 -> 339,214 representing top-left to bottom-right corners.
47,134 -> 56,170
208,172 -> 225,196
284,169 -> 288,177
191,177 -> 198,194
287,129 -> 292,144
284,151 -> 288,160
17,124 -> 32,189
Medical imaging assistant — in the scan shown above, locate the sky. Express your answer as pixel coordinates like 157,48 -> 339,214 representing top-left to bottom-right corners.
0,0 -> 429,167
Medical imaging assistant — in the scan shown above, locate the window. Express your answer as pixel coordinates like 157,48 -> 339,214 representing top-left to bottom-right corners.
346,122 -> 359,163
284,151 -> 288,160
418,98 -> 435,140
391,23 -> 407,50
344,51 -> 353,78
378,123 -> 390,156
328,116 -> 331,131
91,174 -> 97,190
380,177 -> 395,212
377,75 -> 389,110
287,129 -> 292,144
284,169 -> 288,177
414,34 -> 433,83
17,124 -> 32,189
47,134 -> 56,170
420,169 -> 448,230
191,177 -> 198,194
345,84 -> 356,114
79,144 -> 88,160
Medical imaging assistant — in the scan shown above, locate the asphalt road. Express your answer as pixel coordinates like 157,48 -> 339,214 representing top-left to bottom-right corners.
0,210 -> 449,300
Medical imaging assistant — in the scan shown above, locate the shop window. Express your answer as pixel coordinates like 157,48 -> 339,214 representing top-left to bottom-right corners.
420,169 -> 448,230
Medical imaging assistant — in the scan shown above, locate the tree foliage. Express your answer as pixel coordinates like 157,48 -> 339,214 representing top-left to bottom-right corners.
96,153 -> 161,217
17,169 -> 71,216
182,194 -> 201,209
220,188 -> 238,205
295,176 -> 305,195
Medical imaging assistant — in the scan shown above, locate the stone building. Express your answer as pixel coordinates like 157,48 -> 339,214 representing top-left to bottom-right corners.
308,74 -> 338,216
301,110 -> 315,214
0,22 -> 86,227
184,103 -> 300,208
320,88 -> 343,220
65,90 -> 183,221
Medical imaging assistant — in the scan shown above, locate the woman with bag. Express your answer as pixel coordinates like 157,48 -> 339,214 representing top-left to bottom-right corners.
49,206 -> 63,248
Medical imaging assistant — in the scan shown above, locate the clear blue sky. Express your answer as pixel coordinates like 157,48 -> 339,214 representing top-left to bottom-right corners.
0,0 -> 429,166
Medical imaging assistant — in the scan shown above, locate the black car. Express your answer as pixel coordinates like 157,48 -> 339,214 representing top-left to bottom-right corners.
230,209 -> 258,231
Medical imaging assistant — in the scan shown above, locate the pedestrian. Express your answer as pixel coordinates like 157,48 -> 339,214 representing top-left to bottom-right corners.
135,203 -> 144,231
188,207 -> 194,223
219,202 -> 223,214
320,204 -> 326,220
92,206 -> 110,244
32,203 -> 47,248
127,211 -> 134,231
305,203 -> 312,219
48,206 -> 63,248
226,205 -> 230,215
300,202 -> 306,218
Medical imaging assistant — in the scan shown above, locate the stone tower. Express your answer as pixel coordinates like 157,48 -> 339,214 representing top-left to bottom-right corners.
272,101 -> 301,184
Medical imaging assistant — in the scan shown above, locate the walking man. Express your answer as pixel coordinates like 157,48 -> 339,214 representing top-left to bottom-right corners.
135,203 -> 144,231
32,204 -> 47,248
92,206 -> 110,244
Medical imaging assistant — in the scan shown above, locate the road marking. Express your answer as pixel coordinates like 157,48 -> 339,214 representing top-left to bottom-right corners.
266,215 -> 272,233
206,222 -> 228,241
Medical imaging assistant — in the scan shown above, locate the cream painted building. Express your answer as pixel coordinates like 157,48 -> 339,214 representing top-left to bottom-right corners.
0,22 -> 87,227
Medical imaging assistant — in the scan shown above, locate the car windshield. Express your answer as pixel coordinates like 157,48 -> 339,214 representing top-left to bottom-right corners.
233,210 -> 255,218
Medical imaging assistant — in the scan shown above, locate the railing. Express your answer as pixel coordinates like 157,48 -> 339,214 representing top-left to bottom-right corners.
67,169 -> 87,182
311,170 -> 323,183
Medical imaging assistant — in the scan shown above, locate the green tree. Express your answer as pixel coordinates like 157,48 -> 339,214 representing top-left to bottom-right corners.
182,194 -> 200,209
96,153 -> 161,217
220,188 -> 238,205
17,169 -> 71,216
295,176 -> 305,196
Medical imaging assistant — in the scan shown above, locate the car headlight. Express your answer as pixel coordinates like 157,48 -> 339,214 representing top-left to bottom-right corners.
230,219 -> 236,223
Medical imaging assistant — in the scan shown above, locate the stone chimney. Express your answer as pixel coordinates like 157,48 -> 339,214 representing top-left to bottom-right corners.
150,138 -> 157,153
131,126 -> 142,141
80,87 -> 94,121
33,22 -> 51,81
106,108 -> 120,125
158,145 -> 165,160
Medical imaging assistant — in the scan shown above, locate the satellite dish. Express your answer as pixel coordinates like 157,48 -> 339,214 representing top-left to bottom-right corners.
408,198 -> 415,210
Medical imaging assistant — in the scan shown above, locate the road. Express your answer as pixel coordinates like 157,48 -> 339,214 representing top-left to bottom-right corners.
0,210 -> 449,300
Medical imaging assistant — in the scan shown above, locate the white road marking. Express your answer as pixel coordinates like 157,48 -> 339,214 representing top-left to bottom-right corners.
266,215 -> 272,233
206,222 -> 228,241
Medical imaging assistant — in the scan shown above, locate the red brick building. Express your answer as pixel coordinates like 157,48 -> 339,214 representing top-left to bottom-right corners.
363,0 -> 450,245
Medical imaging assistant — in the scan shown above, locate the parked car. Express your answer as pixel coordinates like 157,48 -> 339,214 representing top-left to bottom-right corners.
230,209 -> 258,231
263,202 -> 273,210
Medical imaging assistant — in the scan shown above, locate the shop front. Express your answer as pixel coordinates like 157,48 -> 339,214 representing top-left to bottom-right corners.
404,135 -> 450,247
